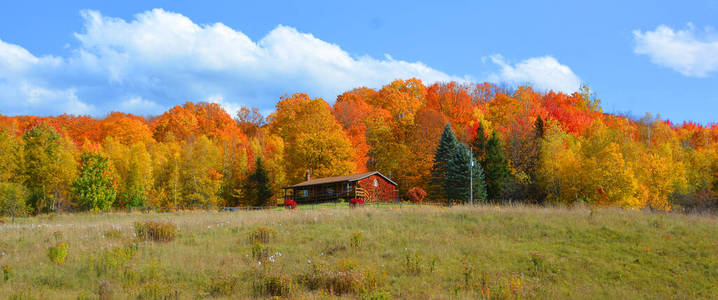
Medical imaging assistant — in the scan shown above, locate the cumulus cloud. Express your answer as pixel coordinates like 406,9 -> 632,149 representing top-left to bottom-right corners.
633,24 -> 718,77
487,55 -> 582,93
0,8 -> 463,116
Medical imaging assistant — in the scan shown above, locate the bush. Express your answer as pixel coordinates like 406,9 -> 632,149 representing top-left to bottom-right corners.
134,221 -> 176,242
248,227 -> 275,244
284,199 -> 297,209
406,187 -> 427,203
254,271 -> 294,297
350,198 -> 365,207
93,244 -> 138,277
404,252 -> 422,275
300,262 -> 368,296
48,242 -> 69,265
251,242 -> 273,263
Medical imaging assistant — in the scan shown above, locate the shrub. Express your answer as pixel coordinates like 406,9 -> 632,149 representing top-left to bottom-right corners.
406,187 -> 427,203
134,221 -> 176,242
48,242 -> 69,265
300,262 -> 367,295
350,198 -> 365,207
254,271 -> 294,297
93,243 -> 138,277
248,227 -> 275,244
351,232 -> 363,249
284,199 -> 297,209
206,274 -> 241,297
2,264 -> 11,281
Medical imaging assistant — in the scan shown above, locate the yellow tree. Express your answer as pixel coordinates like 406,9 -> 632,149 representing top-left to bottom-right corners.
268,93 -> 355,184
179,136 -> 223,207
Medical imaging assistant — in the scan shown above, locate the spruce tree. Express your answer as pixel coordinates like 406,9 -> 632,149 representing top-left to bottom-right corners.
246,157 -> 273,207
429,123 -> 459,202
446,143 -> 487,203
482,132 -> 512,201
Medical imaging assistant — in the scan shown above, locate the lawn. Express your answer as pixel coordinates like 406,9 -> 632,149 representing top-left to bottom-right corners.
0,204 -> 717,299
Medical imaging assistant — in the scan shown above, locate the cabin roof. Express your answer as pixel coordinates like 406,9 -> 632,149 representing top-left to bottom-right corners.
283,171 -> 397,188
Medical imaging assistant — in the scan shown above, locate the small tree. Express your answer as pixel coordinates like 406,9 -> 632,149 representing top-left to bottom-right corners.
0,182 -> 28,222
447,143 -> 487,203
429,123 -> 459,202
482,132 -> 512,201
245,157 -> 273,207
73,152 -> 117,211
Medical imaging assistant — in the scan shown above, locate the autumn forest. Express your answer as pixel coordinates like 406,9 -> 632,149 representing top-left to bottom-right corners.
1,79 -> 717,216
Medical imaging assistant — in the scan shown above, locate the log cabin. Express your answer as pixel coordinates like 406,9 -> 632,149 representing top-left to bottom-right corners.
282,171 -> 397,204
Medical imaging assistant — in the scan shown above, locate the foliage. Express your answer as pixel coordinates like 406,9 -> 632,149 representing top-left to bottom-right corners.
134,221 -> 177,242
248,227 -> 275,244
48,241 -> 69,264
350,198 -> 366,206
284,199 -> 297,209
481,132 -> 513,201
0,182 -> 28,219
406,187 -> 427,203
73,152 -> 117,211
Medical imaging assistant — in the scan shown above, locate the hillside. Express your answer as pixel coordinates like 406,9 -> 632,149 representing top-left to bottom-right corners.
1,205 -> 717,299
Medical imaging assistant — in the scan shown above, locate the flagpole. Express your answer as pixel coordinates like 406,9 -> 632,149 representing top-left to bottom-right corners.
469,147 -> 473,205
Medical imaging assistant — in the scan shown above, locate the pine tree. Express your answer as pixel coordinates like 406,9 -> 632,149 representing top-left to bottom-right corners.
73,152 -> 117,211
246,157 -> 273,207
429,123 -> 459,202
446,143 -> 487,203
482,132 -> 512,201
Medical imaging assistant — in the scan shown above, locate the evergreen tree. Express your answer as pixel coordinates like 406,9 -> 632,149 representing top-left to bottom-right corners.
470,123 -> 488,162
446,143 -> 487,203
429,123 -> 459,202
482,132 -> 512,201
246,157 -> 273,207
73,152 -> 117,211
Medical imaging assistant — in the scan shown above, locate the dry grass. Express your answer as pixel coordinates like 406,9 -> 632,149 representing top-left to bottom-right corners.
0,204 -> 717,299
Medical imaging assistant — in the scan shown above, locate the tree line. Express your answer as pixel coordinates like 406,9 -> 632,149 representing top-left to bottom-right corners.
1,79 -> 717,216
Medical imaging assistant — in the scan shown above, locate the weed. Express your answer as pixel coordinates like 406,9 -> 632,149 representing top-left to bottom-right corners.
134,221 -> 176,242
1,264 -> 11,281
97,280 -> 113,300
52,231 -> 64,242
300,261 -> 368,295
404,251 -> 422,275
251,242 -> 272,262
248,227 -> 275,244
103,229 -> 122,239
206,274 -> 241,297
47,241 -> 69,265
253,271 -> 294,297
93,243 -> 138,277
351,232 -> 363,249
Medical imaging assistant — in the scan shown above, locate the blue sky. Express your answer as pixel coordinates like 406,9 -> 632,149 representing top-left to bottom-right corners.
0,1 -> 717,123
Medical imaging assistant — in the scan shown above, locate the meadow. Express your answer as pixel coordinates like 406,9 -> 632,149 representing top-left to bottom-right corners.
1,204 -> 717,299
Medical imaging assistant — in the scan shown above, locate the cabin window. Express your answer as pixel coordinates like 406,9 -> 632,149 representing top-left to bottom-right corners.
373,179 -> 378,187
327,187 -> 334,195
302,190 -> 308,197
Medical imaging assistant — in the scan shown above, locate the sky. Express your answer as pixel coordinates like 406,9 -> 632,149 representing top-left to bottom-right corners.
0,1 -> 717,124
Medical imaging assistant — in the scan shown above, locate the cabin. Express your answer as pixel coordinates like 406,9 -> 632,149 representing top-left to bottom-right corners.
282,171 -> 398,204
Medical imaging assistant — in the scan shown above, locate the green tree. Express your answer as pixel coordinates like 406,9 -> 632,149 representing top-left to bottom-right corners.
482,132 -> 512,201
429,123 -> 459,202
245,157 -> 273,207
73,152 -> 117,211
446,143 -> 487,203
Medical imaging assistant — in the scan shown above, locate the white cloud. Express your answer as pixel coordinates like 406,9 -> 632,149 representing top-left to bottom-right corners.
633,24 -> 718,77
0,8 -> 463,116
487,55 -> 582,93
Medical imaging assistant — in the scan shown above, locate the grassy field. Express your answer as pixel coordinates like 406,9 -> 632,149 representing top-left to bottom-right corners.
0,204 -> 717,299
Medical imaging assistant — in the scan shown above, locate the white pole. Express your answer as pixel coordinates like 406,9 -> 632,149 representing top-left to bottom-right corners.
469,147 -> 473,205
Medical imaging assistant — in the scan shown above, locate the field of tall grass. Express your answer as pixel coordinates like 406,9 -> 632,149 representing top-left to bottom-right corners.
1,204 -> 717,299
